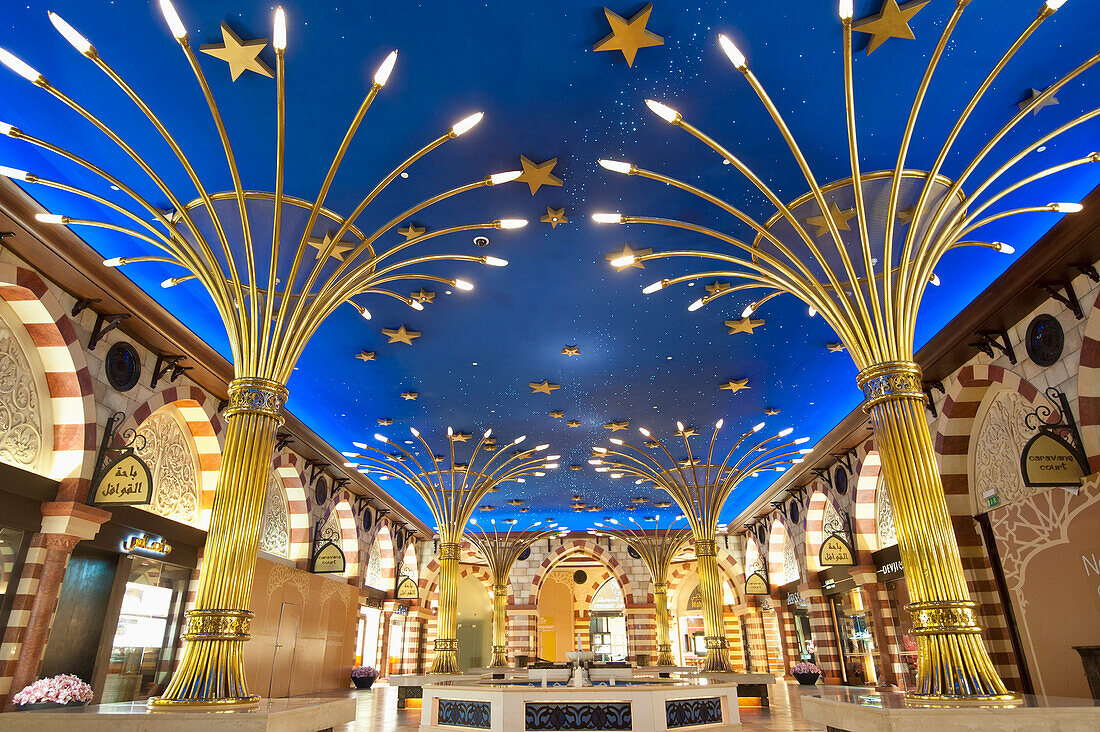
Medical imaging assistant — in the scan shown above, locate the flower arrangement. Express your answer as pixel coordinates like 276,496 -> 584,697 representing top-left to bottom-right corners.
791,662 -> 821,675
13,674 -> 93,706
351,665 -> 379,679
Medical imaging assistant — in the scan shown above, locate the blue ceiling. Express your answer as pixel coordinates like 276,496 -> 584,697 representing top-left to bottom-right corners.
2,0 -> 1098,529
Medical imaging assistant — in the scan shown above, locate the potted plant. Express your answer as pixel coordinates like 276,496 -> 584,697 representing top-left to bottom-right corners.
351,665 -> 379,689
791,661 -> 822,686
13,674 -> 93,710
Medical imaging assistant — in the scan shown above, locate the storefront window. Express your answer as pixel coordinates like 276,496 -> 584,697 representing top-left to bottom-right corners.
0,526 -> 26,631
100,558 -> 190,703
885,574 -> 918,690
829,588 -> 879,686
590,614 -> 628,661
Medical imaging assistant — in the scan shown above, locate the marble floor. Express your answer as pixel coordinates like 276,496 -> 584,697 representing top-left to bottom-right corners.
333,680 -> 827,731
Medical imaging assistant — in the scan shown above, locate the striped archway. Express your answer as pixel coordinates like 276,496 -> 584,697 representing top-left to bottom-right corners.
329,496 -> 360,580
530,539 -> 636,605
852,449 -> 883,555
1075,289 -> 1100,471
271,451 -> 311,564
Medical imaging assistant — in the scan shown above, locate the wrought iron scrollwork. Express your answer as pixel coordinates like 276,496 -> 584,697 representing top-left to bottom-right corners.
666,697 -> 723,728
523,701 -> 632,731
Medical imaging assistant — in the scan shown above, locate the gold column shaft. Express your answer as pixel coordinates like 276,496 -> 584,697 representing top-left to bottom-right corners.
490,584 -> 508,667
695,540 -> 733,672
430,543 -> 461,673
150,377 -> 288,707
859,361 -> 1014,702
653,582 -> 674,667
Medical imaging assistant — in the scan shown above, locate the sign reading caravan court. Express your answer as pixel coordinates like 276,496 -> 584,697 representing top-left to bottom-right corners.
91,452 -> 153,506
1020,432 -> 1086,488
311,541 -> 346,574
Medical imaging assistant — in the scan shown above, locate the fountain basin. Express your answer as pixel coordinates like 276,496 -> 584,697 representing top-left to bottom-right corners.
419,677 -> 742,731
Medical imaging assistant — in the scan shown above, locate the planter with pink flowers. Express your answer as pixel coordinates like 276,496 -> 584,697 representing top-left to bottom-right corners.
791,661 -> 822,686
13,674 -> 93,710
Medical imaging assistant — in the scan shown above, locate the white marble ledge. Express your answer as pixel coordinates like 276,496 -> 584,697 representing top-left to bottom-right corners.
0,696 -> 355,732
802,693 -> 1100,732
387,673 -> 482,686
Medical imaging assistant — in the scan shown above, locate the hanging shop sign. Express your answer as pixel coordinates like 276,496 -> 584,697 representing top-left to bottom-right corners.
873,545 -> 905,583
745,571 -> 770,596
396,576 -> 419,600
819,533 -> 855,566
121,532 -> 173,557
310,519 -> 346,574
1020,387 -> 1089,490
687,586 -> 703,610
89,412 -> 153,507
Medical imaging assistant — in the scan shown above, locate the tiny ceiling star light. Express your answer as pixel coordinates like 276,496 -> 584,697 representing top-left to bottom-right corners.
593,2 -> 665,67
517,156 -> 563,194
200,22 -> 273,80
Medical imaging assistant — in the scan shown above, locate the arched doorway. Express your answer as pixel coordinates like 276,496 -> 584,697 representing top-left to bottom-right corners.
589,578 -> 627,662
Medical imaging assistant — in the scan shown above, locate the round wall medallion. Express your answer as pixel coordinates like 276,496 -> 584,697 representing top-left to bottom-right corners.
573,569 -> 588,585
362,507 -> 373,531
834,467 -> 849,495
1026,313 -> 1064,367
789,500 -> 800,524
314,477 -> 329,505
627,546 -> 641,560
105,341 -> 141,392
518,547 -> 531,562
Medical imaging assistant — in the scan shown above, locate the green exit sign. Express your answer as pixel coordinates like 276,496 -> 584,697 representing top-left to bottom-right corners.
987,495 -> 1000,508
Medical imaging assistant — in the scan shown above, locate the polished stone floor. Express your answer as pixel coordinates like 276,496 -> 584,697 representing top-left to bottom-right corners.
334,679 -> 827,731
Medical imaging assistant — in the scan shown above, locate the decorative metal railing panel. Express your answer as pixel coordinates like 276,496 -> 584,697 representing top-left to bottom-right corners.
437,699 -> 491,729
665,696 -> 722,728
524,701 -> 632,730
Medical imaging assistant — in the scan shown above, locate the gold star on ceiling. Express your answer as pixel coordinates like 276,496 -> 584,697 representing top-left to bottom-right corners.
549,410 -> 565,419
398,223 -> 426,241
567,420 -> 582,428
804,201 -> 858,238
720,378 -> 751,393
200,23 -> 274,81
401,391 -> 418,401
852,0 -> 930,55
593,2 -> 664,67
604,421 -> 630,431
377,418 -> 393,426
306,231 -> 355,262
507,499 -> 525,506
644,440 -> 660,448
529,380 -> 561,395
705,281 -> 730,295
519,507 -> 530,513
411,289 -> 435,304
606,244 -> 651,270
725,317 -> 765,335
676,427 -> 699,437
562,345 -> 581,356
569,464 -> 583,471
827,343 -> 847,353
1018,88 -> 1059,115
764,408 -> 780,416
897,206 -> 917,224
451,432 -> 472,442
517,156 -> 563,195
382,325 -> 421,345
356,350 -> 376,362
541,207 -> 569,228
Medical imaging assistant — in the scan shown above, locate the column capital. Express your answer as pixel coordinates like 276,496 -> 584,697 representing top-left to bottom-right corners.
40,501 -> 111,541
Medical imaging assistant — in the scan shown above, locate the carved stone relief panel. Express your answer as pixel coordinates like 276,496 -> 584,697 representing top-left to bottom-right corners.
259,472 -> 290,557
974,389 -> 1041,512
135,408 -> 200,526
0,320 -> 43,472
782,531 -> 800,585
876,478 -> 898,549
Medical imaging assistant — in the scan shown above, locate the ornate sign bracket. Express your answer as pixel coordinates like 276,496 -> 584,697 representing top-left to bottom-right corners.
88,411 -> 153,507
310,518 -> 346,574
1020,387 -> 1090,489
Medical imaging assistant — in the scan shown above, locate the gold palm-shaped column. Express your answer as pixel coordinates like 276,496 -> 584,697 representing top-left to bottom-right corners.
346,428 -> 559,673
590,515 -> 690,666
591,420 -> 809,671
0,3 -> 530,707
592,0 -> 1093,700
467,518 -> 568,667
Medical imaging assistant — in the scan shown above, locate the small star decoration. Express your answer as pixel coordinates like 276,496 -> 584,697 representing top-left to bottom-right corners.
726,317 -> 765,335
604,421 -> 630,431
401,391 -> 418,401
720,378 -> 751,393
517,156 -> 563,195
529,380 -> 561,394
356,350 -> 376,362
1019,88 -> 1059,115
805,201 -> 857,238
593,2 -> 664,67
451,432 -> 472,442
550,410 -> 565,419
705,281 -> 730,295
411,289 -> 435,304
307,231 -> 355,261
542,207 -> 569,228
567,420 -> 582,428
676,427 -> 699,437
200,23 -> 273,81
852,0 -> 930,55
382,325 -> 421,344
764,408 -> 780,416
827,343 -> 847,353
606,244 -> 651,270
377,418 -> 393,426
562,345 -> 581,356
398,223 -> 426,241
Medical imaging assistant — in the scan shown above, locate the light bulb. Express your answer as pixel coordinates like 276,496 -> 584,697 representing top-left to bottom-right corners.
0,122 -> 13,136
588,459 -> 602,465
598,159 -> 632,174
374,50 -> 397,86
352,442 -> 368,449
484,428 -> 492,438
160,278 -> 179,289
592,213 -> 623,224
1052,202 -> 1083,213
498,218 -> 527,229
375,433 -> 388,443
808,305 -> 817,317
930,273 -> 941,287
642,280 -> 665,294
447,426 -> 453,436
410,300 -> 424,310
357,304 -> 372,320
592,447 -> 607,453
545,463 -> 559,469
453,279 -> 474,291
792,458 -> 804,464
535,471 -> 546,477
102,257 -> 125,267
716,419 -> 724,429
638,428 -> 651,437
687,298 -> 704,312
609,255 -> 635,268
609,439 -> 623,445
451,112 -> 483,136
718,34 -> 747,69
996,242 -> 1015,255
645,99 -> 680,123
676,421 -> 684,432
752,422 -> 765,432
779,427 -> 794,437
49,12 -> 93,55
514,435 -> 527,444
0,165 -> 30,181
839,0 -> 854,20
273,8 -> 287,51
35,213 -> 65,224
741,302 -> 757,318
483,256 -> 508,267
794,436 -> 810,444
547,454 -> 561,460
0,48 -> 43,82
343,461 -> 357,468
799,448 -> 813,454
1045,0 -> 1067,9
489,171 -> 521,185
535,443 -> 548,450
159,0 -> 187,39
410,427 -> 420,437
